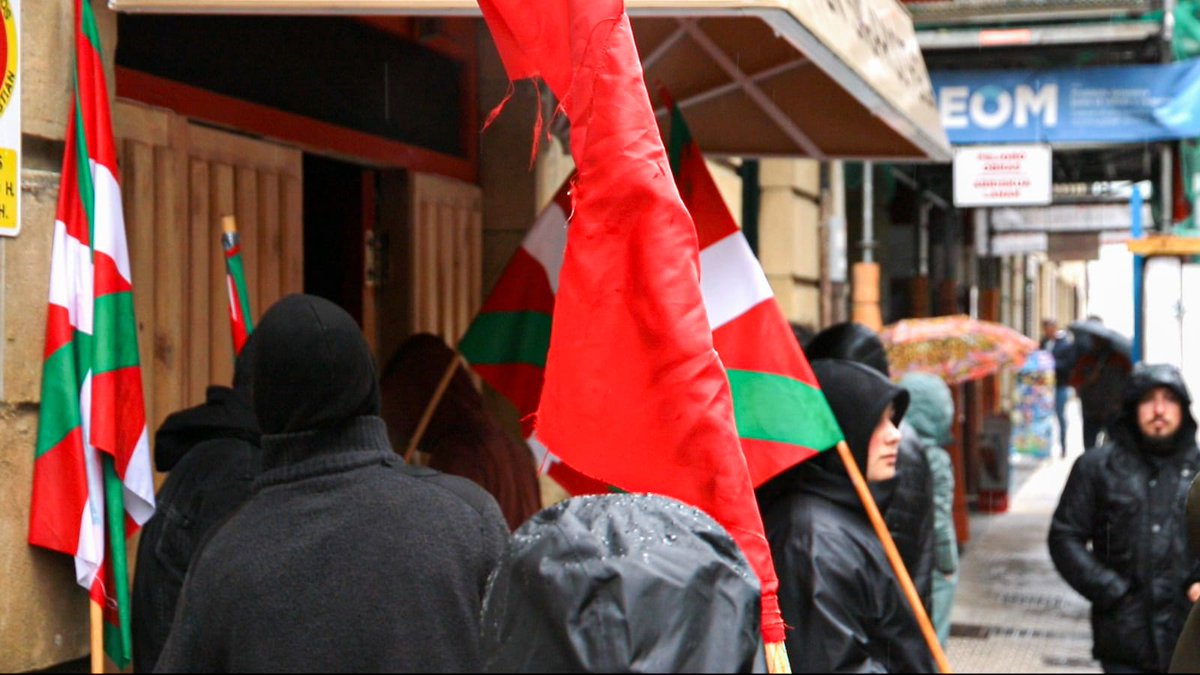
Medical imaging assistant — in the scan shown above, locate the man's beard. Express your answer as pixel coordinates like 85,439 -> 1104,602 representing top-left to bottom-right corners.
1142,424 -> 1182,455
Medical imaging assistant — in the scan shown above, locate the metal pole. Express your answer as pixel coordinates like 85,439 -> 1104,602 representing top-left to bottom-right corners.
862,161 -> 875,263
918,200 -> 931,277
1132,186 -> 1145,363
1162,145 -> 1174,232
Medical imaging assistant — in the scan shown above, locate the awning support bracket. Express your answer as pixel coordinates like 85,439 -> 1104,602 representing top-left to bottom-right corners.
678,18 -> 825,159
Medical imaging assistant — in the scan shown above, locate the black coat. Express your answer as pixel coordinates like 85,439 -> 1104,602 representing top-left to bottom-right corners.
154,296 -> 509,672
1050,364 -> 1200,671
132,386 -> 261,673
760,359 -> 933,673
881,422 -> 935,615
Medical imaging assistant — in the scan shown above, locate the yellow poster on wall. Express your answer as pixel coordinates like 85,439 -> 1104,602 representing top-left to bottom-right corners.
0,0 -> 19,237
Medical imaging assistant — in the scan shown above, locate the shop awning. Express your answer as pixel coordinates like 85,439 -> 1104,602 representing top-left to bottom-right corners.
108,0 -> 952,162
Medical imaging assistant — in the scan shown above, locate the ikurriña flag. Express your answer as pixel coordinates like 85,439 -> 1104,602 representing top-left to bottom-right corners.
477,0 -> 788,643
28,0 -> 155,668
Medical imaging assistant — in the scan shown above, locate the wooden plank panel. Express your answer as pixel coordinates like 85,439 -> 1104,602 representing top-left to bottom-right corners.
234,166 -> 260,322
439,202 -> 456,340
454,203 -> 470,341
469,208 -> 482,316
188,159 -> 212,406
153,123 -> 187,437
125,139 -> 157,430
281,173 -> 304,296
114,100 -> 170,147
422,202 -> 439,336
257,171 -> 282,312
209,162 -> 236,389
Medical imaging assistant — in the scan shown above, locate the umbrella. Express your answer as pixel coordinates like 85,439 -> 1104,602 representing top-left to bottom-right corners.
880,315 -> 1039,385
1068,320 -> 1133,359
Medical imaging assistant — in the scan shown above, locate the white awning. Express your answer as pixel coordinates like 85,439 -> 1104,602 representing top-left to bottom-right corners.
108,0 -> 952,161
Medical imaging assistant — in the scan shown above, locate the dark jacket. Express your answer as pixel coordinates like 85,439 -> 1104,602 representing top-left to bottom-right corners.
881,422 -> 935,615
758,359 -> 934,673
155,295 -> 509,673
1170,476 -> 1200,673
133,333 -> 262,674
1050,363 -> 1200,672
382,333 -> 541,531
806,321 -> 936,614
481,494 -> 765,672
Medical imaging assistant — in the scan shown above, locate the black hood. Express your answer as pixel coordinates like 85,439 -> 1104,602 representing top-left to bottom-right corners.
252,294 -> 379,436
804,322 -> 891,376
1111,362 -> 1198,454
481,494 -> 765,673
759,359 -> 908,512
153,330 -> 262,471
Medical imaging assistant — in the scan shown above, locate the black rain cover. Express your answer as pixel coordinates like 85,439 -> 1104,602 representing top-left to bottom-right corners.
481,493 -> 766,673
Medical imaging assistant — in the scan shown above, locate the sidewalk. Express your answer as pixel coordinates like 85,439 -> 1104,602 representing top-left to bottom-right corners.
945,400 -> 1099,673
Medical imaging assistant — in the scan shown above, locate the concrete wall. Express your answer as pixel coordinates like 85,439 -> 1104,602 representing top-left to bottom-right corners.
757,158 -> 822,328
2,1 -> 119,670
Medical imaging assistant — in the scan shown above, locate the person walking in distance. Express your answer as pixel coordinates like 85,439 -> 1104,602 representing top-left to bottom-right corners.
1050,363 -> 1200,673
1041,318 -> 1076,457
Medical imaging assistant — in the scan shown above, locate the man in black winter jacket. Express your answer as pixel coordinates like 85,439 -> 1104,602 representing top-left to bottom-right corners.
155,295 -> 509,672
1050,363 -> 1200,673
132,332 -> 262,673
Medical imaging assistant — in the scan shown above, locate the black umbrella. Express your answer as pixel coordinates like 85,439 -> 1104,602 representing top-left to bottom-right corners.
1068,320 -> 1133,359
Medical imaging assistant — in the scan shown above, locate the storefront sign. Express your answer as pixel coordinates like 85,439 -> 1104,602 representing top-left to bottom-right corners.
953,144 -> 1052,207
932,58 -> 1200,145
0,0 -> 17,237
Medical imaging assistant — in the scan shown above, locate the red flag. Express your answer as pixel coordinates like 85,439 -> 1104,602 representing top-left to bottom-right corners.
479,0 -> 786,643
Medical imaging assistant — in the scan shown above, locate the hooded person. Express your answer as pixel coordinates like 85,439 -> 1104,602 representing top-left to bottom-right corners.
480,493 -> 765,673
154,294 -> 509,673
899,372 -> 959,647
804,321 -> 935,616
1050,363 -> 1200,673
380,333 -> 541,531
756,358 -> 934,673
132,331 -> 262,673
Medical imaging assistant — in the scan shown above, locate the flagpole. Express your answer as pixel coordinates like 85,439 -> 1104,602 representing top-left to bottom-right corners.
402,353 -> 463,463
835,441 -> 953,674
764,641 -> 791,673
90,598 -> 103,674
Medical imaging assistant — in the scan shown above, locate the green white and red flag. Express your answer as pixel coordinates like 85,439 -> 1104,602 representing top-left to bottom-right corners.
478,0 -> 787,643
28,1 -> 155,668
665,95 -> 843,485
459,112 -> 843,491
221,223 -> 254,354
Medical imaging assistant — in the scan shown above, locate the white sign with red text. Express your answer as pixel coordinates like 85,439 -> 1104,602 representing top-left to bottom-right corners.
953,144 -> 1052,207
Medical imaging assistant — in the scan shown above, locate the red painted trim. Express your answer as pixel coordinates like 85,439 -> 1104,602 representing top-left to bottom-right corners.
115,67 -> 477,184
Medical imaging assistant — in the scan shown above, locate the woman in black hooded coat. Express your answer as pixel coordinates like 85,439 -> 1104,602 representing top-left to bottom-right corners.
758,358 -> 934,673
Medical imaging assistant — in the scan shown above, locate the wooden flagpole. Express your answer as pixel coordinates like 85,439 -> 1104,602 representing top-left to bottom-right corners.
836,440 -> 953,674
402,353 -> 463,463
90,598 -> 103,674
764,640 -> 791,673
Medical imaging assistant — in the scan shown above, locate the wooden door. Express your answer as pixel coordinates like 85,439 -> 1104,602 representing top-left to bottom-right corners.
372,171 -> 482,369
113,100 -> 303,436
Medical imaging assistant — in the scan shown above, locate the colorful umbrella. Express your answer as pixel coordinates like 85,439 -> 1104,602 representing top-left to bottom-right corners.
881,315 -> 1038,384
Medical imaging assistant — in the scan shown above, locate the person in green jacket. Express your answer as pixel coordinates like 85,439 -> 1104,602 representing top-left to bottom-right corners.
900,372 -> 960,645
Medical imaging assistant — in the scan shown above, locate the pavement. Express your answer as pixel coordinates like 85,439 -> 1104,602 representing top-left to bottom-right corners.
945,399 -> 1101,673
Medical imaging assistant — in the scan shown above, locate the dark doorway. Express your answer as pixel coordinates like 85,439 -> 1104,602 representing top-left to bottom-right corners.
304,154 -> 368,324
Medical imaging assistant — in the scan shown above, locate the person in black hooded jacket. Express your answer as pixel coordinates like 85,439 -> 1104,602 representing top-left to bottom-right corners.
758,358 -> 934,673
805,321 -> 935,617
132,330 -> 262,673
154,295 -> 509,673
1050,363 -> 1200,673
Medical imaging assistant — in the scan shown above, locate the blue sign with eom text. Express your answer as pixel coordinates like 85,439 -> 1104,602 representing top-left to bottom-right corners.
931,59 -> 1200,146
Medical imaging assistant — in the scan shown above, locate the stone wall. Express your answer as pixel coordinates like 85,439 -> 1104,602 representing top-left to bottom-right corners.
1,1 -> 117,670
